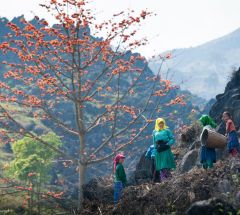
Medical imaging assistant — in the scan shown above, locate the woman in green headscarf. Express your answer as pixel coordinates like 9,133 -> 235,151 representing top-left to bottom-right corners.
152,118 -> 176,181
199,114 -> 217,169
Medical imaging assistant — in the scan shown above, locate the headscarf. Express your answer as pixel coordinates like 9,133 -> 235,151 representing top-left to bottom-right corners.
113,153 -> 125,172
199,115 -> 217,128
155,118 -> 168,131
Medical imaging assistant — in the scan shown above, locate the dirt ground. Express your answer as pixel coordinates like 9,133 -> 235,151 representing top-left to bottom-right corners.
80,157 -> 240,215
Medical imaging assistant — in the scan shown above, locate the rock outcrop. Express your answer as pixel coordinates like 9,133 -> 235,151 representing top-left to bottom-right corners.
130,151 -> 153,184
210,67 -> 240,134
179,149 -> 199,173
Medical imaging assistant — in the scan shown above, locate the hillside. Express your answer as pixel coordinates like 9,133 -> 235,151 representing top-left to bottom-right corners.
149,28 -> 240,99
210,67 -> 240,134
79,67 -> 240,215
0,16 -> 206,183
81,157 -> 240,215
0,15 -> 239,214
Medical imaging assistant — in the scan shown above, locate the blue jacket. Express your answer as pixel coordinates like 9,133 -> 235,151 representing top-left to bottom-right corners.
145,144 -> 155,159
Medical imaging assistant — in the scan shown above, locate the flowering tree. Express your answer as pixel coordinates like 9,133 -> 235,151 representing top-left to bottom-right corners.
0,0 -> 183,209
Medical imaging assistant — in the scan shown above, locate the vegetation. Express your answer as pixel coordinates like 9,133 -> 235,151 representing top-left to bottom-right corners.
9,132 -> 62,181
0,0 -> 184,210
0,0 -> 204,213
0,133 -> 63,214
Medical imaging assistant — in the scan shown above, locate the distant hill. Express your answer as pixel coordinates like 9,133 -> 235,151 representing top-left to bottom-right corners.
149,28 -> 240,99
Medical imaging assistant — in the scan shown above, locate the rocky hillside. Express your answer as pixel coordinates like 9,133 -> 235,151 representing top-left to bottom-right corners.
79,121 -> 240,215
80,154 -> 240,215
78,69 -> 240,215
210,67 -> 240,134
149,28 -> 240,99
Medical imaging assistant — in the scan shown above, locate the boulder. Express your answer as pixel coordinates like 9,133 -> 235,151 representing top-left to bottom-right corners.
216,147 -> 228,160
179,149 -> 199,173
180,123 -> 202,144
188,140 -> 201,150
131,151 -> 152,184
83,177 -> 113,202
185,198 -> 237,215
218,178 -> 231,194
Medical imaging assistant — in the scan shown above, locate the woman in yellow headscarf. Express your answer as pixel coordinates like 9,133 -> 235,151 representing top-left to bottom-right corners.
153,118 -> 176,181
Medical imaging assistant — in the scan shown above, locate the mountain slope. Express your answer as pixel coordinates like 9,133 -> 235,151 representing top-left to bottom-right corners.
209,67 -> 240,134
149,28 -> 240,99
0,16 -> 205,184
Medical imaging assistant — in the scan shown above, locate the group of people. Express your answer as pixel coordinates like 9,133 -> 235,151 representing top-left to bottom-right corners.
112,111 -> 240,204
200,112 -> 240,169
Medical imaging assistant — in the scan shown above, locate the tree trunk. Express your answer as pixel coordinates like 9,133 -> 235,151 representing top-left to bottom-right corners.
78,131 -> 86,210
77,162 -> 86,210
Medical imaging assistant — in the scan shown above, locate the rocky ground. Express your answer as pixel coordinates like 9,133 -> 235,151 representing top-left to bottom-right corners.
80,123 -> 240,215
80,154 -> 240,215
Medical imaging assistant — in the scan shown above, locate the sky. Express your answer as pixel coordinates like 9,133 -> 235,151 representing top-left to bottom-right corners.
1,0 -> 240,58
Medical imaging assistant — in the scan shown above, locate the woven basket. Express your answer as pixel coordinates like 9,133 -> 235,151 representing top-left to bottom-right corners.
201,128 -> 227,148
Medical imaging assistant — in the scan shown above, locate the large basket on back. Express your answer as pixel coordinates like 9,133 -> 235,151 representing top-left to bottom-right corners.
201,128 -> 227,148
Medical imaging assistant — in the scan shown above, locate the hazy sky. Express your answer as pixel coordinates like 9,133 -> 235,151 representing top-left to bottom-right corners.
1,0 -> 240,57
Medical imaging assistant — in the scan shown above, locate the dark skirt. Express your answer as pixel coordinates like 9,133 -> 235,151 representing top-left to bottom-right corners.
200,146 -> 216,163
227,131 -> 240,152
